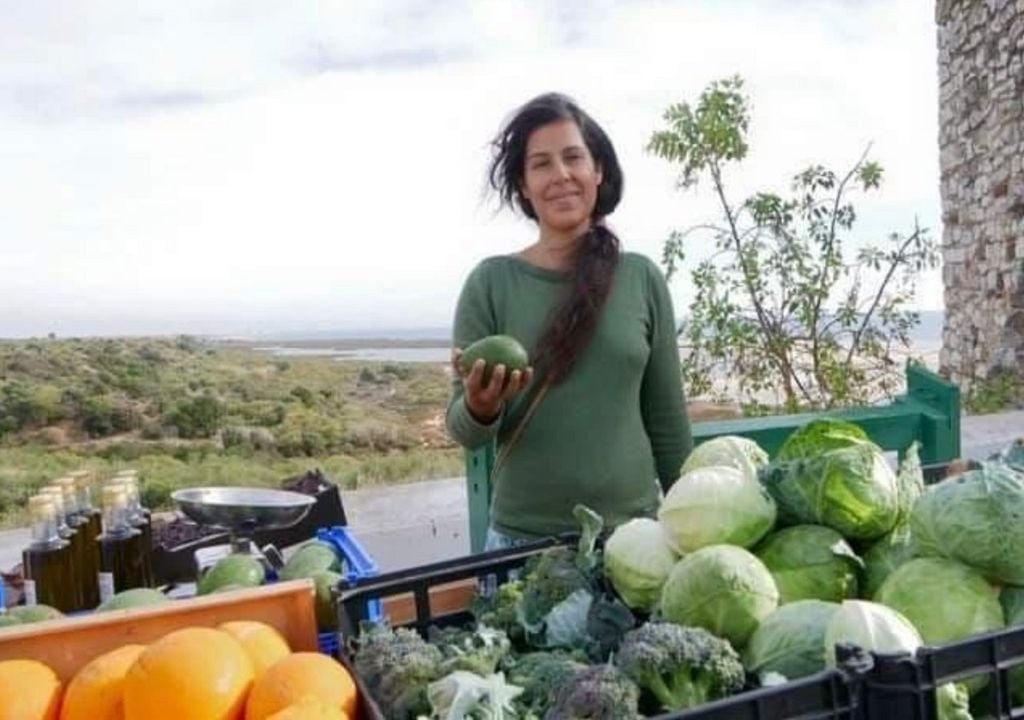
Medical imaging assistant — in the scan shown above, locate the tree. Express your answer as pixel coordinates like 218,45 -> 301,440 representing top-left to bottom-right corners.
648,76 -> 938,411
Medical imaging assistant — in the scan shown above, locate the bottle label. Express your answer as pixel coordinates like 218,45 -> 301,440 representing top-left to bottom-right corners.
98,572 -> 115,602
24,579 -> 37,605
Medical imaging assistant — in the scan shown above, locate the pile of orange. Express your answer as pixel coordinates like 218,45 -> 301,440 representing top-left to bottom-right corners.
0,621 -> 358,720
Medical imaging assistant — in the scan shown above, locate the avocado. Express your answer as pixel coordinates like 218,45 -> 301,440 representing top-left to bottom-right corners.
279,542 -> 340,581
197,554 -> 265,595
459,335 -> 529,385
96,587 -> 171,612
210,583 -> 249,595
311,570 -> 342,632
9,604 -> 63,624
0,615 -> 22,630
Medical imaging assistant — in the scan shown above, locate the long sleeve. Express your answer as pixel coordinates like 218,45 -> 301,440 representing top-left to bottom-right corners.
445,262 -> 504,450
640,261 -> 693,493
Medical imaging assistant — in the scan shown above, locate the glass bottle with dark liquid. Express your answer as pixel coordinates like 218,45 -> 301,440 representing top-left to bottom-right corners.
70,470 -> 103,538
97,485 -> 148,602
58,475 -> 101,609
114,473 -> 153,588
39,485 -> 82,610
22,495 -> 77,612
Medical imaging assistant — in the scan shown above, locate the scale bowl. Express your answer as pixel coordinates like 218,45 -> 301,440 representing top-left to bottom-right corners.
171,487 -> 316,533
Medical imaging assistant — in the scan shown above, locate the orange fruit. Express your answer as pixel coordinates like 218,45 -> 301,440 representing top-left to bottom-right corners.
123,627 -> 254,720
60,644 -> 146,720
0,659 -> 62,720
218,622 -> 291,677
245,653 -> 356,720
266,696 -> 349,720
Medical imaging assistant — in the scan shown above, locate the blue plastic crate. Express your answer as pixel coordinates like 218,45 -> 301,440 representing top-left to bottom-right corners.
317,631 -> 340,657
314,525 -> 383,629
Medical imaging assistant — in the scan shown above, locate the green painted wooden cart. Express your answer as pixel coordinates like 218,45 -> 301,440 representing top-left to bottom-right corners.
463,363 -> 961,553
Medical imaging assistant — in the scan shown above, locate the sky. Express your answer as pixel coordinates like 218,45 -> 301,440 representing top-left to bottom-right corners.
0,0 -> 944,338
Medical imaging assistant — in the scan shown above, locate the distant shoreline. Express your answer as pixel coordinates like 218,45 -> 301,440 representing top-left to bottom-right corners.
221,337 -> 449,350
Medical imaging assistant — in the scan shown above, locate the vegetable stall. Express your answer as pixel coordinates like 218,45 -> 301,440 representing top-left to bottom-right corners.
335,364 -> 1024,719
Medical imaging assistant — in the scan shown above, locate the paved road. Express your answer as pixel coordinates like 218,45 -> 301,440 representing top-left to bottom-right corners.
3,410 -> 1023,577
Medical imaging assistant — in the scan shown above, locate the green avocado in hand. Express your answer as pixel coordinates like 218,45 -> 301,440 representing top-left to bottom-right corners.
459,335 -> 529,386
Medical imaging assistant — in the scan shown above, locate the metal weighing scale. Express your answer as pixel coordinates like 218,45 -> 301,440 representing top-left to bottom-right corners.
170,487 -> 316,580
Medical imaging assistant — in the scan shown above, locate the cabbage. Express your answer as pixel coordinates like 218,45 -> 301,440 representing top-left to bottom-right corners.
879,555 -> 1003,700
911,464 -> 1024,585
659,545 -> 778,649
658,466 -> 776,553
825,600 -> 972,719
861,530 -> 919,599
754,525 -> 861,604
775,419 -> 870,461
760,442 -> 899,540
876,558 -> 1003,645
603,518 -> 678,612
876,558 -> 1003,695
743,600 -> 838,681
1001,586 -> 1024,705
681,436 -> 768,482
824,600 -> 922,667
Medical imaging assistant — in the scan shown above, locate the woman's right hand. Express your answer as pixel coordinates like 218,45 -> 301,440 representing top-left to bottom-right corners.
452,348 -> 534,424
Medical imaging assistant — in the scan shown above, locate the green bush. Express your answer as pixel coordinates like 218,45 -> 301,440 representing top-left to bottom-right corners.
81,395 -> 116,437
167,395 -> 224,438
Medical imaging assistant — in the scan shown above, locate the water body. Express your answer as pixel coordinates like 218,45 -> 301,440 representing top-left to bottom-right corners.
257,345 -> 449,363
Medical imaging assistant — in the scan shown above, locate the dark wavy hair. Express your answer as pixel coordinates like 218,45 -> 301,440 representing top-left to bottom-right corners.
488,92 -> 624,385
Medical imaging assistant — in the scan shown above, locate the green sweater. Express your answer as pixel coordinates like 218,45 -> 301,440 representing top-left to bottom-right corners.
446,252 -> 693,539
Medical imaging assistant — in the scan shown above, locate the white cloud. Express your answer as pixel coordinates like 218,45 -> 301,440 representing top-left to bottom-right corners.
0,0 -> 944,337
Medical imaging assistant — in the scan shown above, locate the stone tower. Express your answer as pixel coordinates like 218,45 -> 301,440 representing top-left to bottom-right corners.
936,0 -> 1024,395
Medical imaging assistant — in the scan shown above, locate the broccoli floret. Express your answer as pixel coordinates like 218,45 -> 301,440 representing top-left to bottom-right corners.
614,622 -> 745,713
502,651 -> 588,716
543,664 -> 641,720
353,624 -> 443,719
519,547 -> 592,629
519,505 -> 606,635
474,579 -> 527,648
428,625 -> 512,676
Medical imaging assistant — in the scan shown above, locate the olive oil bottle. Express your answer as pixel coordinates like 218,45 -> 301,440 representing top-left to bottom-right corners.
113,472 -> 153,587
22,495 -> 76,612
97,485 -> 147,601
57,476 -> 101,609
39,485 -> 82,610
70,470 -> 102,538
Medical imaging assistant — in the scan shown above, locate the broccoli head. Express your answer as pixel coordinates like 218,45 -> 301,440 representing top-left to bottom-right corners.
428,625 -> 513,676
615,622 -> 745,713
502,651 -> 588,716
353,624 -> 443,719
543,664 -> 641,720
473,579 -> 527,648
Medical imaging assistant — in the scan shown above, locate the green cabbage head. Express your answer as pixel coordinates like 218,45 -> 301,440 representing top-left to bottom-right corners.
659,544 -> 778,649
603,518 -> 678,613
743,600 -> 839,681
658,466 -> 776,553
760,442 -> 899,540
911,464 -> 1024,585
824,600 -> 972,720
681,436 -> 769,482
754,525 -> 862,604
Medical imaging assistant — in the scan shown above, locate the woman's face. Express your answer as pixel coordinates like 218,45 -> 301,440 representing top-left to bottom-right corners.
520,119 -> 603,236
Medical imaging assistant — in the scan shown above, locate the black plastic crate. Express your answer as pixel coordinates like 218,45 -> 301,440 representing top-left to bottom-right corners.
864,626 -> 1024,719
336,537 -> 867,720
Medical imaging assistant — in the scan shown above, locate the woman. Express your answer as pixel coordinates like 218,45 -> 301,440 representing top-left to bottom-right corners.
446,92 -> 693,549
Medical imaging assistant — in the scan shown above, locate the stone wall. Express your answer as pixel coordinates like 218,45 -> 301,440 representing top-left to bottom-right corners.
936,0 -> 1024,396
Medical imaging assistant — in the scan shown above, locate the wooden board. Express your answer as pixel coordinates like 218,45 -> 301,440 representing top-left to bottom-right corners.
0,580 -> 318,681
379,578 -> 478,626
